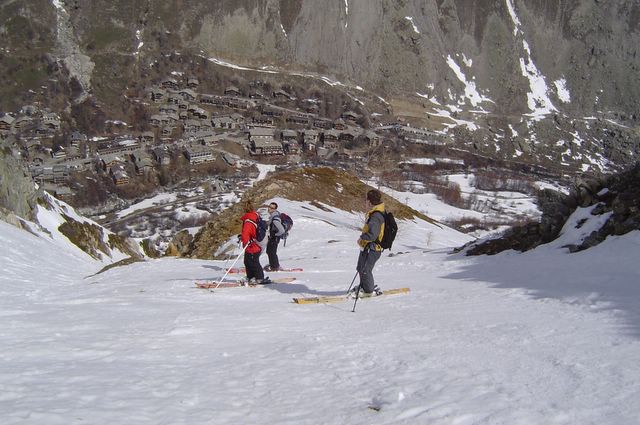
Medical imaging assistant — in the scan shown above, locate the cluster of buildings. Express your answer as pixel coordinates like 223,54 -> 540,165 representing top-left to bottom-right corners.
0,74 -> 445,199
144,75 -> 388,158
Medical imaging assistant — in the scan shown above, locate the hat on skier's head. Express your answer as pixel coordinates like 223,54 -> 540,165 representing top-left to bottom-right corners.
366,189 -> 382,205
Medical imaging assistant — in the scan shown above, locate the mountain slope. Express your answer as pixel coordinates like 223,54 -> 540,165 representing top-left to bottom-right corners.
1,194 -> 640,424
2,0 -> 639,170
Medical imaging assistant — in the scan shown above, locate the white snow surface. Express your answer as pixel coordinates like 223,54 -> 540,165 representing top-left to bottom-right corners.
2,195 -> 640,424
505,0 -> 557,117
405,16 -> 420,34
446,55 -> 492,107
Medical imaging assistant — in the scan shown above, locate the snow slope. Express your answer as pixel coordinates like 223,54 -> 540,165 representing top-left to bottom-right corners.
1,198 -> 640,425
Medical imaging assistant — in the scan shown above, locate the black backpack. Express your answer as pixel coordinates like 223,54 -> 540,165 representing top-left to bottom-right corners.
375,211 -> 398,250
280,213 -> 293,237
246,216 -> 268,243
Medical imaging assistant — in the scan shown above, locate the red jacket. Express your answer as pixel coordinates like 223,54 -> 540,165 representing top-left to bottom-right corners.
241,211 -> 262,254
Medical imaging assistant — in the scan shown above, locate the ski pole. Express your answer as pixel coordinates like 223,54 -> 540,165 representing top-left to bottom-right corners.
352,285 -> 361,313
215,243 -> 248,288
345,270 -> 359,295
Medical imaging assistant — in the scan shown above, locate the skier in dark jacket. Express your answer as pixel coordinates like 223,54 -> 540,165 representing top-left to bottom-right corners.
264,202 -> 286,271
355,189 -> 385,296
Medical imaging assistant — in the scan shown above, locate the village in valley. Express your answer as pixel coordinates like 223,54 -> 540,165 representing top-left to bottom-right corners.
0,71 -> 451,216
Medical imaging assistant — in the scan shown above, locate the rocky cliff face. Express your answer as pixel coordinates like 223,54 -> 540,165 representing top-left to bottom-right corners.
0,148 -> 39,221
1,0 -> 639,168
458,164 -> 640,255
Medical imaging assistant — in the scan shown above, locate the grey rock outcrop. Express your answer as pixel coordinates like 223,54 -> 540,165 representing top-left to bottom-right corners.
460,164 -> 640,255
3,0 -> 639,119
0,149 -> 39,221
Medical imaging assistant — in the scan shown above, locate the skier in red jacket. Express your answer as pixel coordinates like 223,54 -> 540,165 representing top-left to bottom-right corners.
240,200 -> 270,284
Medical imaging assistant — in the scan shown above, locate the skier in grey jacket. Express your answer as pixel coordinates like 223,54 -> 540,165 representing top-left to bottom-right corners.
356,189 -> 385,296
265,202 -> 286,271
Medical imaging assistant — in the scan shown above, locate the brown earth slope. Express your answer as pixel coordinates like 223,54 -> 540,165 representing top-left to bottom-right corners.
186,167 -> 437,259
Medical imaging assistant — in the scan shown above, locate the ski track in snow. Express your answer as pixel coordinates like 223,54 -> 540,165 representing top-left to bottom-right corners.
1,199 -> 640,424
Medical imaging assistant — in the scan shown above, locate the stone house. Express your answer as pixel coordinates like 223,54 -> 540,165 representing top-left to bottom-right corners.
339,128 -> 358,143
51,147 -> 67,160
150,114 -> 163,127
184,146 -> 215,164
251,139 -> 284,155
166,91 -> 181,104
212,116 -> 236,129
252,115 -> 275,127
161,126 -> 174,137
12,115 -> 34,132
70,131 -> 88,146
286,114 -> 310,126
183,119 -> 202,134
178,88 -> 197,102
52,165 -> 70,183
248,127 -> 283,155
225,86 -> 242,97
341,110 -> 360,122
282,139 -> 301,154
152,147 -> 171,165
0,115 -> 14,132
323,129 -> 340,150
361,130 -> 381,147
150,89 -> 166,103
314,118 -> 333,129
161,77 -> 179,90
303,129 -> 319,142
281,129 -> 298,142
135,156 -> 154,175
159,104 -> 179,114
262,106 -> 283,117
191,131 -> 216,145
334,118 -> 347,130
225,98 -> 250,110
187,78 -> 199,89
112,168 -> 130,185
248,127 -> 275,143
139,131 -> 154,144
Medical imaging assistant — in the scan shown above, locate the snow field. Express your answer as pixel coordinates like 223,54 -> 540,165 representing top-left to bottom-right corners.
1,199 -> 639,424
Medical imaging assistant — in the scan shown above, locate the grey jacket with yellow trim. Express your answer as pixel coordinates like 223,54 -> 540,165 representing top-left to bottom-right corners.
358,203 -> 385,251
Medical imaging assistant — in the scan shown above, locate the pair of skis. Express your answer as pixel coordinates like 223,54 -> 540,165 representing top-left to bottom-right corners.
195,277 -> 409,304
225,267 -> 303,274
291,287 -> 410,304
195,277 -> 296,289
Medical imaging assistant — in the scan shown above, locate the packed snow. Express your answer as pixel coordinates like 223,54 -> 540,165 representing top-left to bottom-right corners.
2,179 -> 640,424
405,17 -> 420,34
446,55 -> 492,107
505,0 -> 559,117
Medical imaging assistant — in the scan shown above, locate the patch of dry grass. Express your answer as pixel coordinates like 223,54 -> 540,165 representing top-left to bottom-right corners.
187,167 -> 439,259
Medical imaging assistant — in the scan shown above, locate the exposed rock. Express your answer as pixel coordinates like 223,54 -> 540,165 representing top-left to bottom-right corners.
167,230 -> 194,257
58,215 -> 113,260
460,164 -> 640,255
0,149 -> 40,221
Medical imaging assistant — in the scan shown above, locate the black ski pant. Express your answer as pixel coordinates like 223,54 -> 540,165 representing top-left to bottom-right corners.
356,248 -> 381,293
266,236 -> 281,269
244,251 -> 264,281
